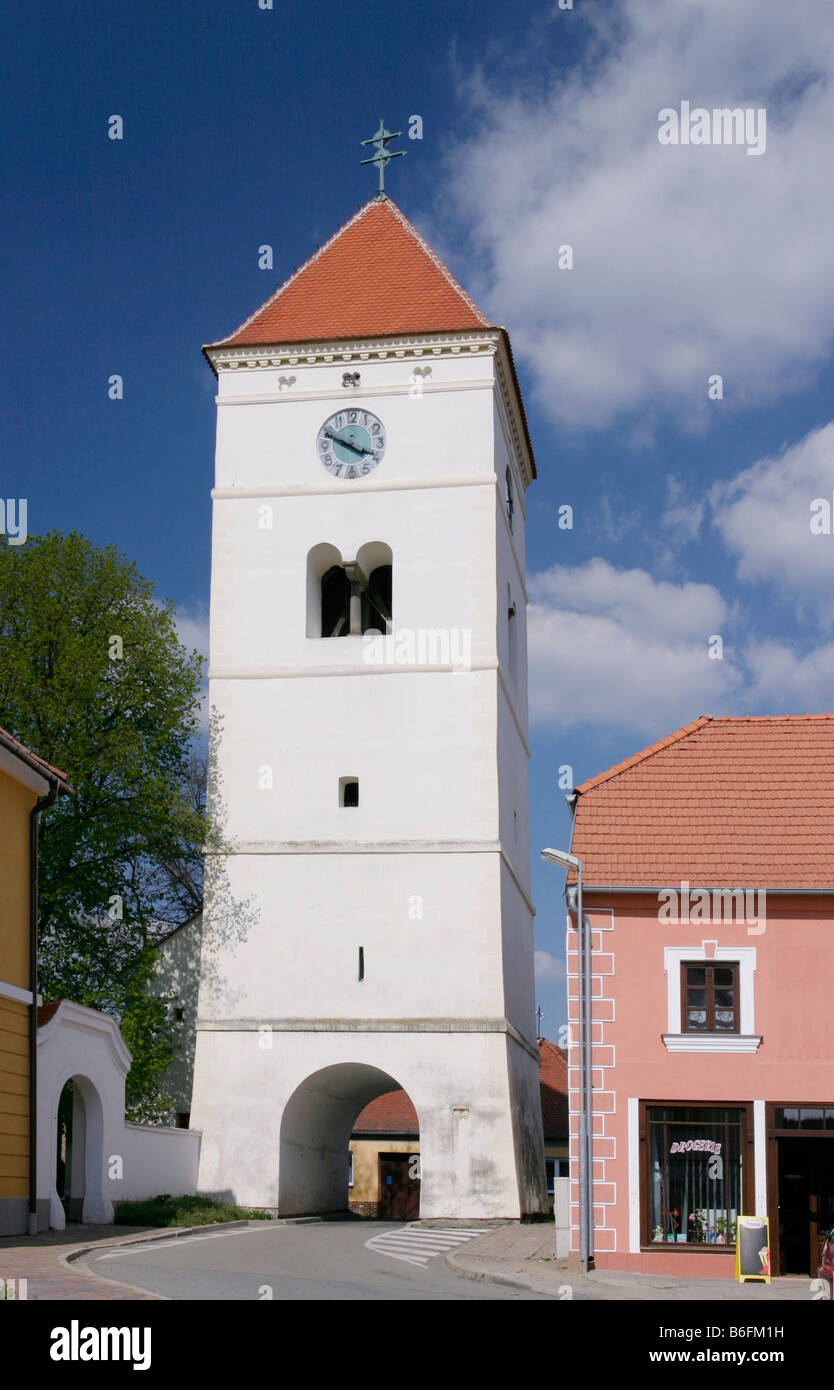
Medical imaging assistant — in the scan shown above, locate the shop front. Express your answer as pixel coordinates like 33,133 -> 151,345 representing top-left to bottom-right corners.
640,1102 -> 752,1254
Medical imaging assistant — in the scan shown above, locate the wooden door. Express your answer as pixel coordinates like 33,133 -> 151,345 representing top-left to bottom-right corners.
378,1154 -> 420,1220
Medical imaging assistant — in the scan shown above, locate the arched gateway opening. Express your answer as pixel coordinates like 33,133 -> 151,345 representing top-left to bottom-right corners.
52,1073 -> 107,1227
278,1063 -> 420,1218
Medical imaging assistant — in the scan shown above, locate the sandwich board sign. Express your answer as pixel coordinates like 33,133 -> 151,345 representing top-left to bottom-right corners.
735,1216 -> 771,1283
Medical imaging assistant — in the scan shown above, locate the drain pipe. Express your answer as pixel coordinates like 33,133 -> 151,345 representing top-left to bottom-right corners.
28,780 -> 60,1235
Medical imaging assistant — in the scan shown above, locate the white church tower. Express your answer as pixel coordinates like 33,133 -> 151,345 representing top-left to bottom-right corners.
190,174 -> 546,1218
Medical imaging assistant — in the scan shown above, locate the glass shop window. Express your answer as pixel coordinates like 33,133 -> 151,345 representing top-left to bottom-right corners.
645,1106 -> 746,1248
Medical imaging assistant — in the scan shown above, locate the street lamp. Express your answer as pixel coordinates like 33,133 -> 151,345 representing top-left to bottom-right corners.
541,846 -> 593,1275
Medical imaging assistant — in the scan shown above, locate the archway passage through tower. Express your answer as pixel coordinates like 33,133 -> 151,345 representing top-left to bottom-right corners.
278,1063 -> 419,1218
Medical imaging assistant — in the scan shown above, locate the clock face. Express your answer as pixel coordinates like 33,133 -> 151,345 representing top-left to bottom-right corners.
316,409 -> 386,479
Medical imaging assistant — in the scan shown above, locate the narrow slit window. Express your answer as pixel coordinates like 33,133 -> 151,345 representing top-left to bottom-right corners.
508,586 -> 518,683
358,946 -> 364,982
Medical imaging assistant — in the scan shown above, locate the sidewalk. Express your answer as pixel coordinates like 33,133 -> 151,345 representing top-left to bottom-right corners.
0,1225 -> 174,1299
444,1224 -> 815,1301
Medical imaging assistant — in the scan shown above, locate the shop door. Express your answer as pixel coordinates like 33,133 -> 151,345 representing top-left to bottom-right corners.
777,1138 -> 834,1275
378,1154 -> 420,1220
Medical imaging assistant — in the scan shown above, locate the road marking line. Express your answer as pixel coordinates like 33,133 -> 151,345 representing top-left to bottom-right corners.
94,1231 -> 238,1260
364,1227 -> 483,1269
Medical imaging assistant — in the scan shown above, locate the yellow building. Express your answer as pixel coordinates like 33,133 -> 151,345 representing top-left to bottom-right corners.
0,727 -> 69,1235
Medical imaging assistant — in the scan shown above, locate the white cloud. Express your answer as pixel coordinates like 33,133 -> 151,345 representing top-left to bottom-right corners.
744,637 -> 834,710
711,419 -> 834,595
527,550 -> 834,734
175,603 -> 210,663
662,476 -> 705,544
436,0 -> 834,430
528,558 -> 740,732
174,603 -> 210,732
535,950 -> 566,984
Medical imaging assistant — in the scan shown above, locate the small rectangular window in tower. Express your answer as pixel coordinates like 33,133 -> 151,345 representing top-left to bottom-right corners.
340,777 -> 359,807
358,947 -> 365,982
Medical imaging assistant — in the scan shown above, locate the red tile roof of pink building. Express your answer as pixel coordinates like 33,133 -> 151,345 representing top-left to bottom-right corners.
570,714 -> 834,888
352,1039 -> 568,1139
212,198 -> 493,347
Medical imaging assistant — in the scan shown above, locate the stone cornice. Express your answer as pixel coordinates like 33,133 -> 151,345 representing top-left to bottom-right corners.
493,338 -> 536,491
205,330 -> 499,373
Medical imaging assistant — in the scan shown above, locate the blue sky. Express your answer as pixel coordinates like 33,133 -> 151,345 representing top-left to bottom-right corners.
6,0 -> 834,1041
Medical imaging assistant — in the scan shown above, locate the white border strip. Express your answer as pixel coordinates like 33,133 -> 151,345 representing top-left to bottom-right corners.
628,1096 -> 640,1253
754,1099 -> 767,1217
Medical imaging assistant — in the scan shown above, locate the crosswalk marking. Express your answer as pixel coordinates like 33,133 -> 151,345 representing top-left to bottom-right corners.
364,1227 -> 484,1268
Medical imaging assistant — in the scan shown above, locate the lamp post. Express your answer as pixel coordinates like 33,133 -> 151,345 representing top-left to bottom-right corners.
541,846 -> 593,1274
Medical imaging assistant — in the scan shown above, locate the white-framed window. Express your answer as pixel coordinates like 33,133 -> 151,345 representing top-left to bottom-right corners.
662,945 -> 760,1053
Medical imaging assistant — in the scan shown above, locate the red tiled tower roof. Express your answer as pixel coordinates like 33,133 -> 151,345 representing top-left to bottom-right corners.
352,1039 -> 568,1140
570,714 -> 834,888
204,196 -> 537,479
211,198 -> 493,348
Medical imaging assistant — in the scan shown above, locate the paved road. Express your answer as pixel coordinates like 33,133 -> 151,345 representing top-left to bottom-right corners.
76,1221 -> 550,1300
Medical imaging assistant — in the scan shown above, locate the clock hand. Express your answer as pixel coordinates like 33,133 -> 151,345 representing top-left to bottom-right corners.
324,428 -> 373,457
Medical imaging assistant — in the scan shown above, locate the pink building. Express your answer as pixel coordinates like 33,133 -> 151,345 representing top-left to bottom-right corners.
565,714 -> 834,1277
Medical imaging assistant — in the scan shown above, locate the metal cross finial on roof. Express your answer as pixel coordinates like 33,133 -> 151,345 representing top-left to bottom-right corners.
360,117 -> 405,199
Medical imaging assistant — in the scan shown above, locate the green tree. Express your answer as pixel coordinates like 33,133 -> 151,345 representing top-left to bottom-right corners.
0,531 -> 206,1116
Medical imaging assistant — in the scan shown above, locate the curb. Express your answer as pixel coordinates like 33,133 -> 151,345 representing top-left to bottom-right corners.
60,1215 -> 320,1297
63,1218 -> 264,1266
444,1247 -> 555,1295
63,1212 -> 324,1267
